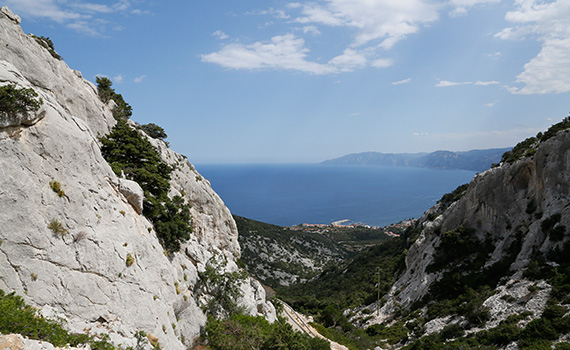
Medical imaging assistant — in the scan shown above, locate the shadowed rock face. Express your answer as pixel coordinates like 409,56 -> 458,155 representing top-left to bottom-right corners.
0,6 -> 274,349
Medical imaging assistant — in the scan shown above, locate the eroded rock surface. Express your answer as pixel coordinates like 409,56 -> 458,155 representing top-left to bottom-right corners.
0,7 -> 273,349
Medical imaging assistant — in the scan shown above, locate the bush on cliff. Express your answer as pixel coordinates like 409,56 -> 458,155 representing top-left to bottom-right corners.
0,84 -> 43,116
100,119 -> 191,252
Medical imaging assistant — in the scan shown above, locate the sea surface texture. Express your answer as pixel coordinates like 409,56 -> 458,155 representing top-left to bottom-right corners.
196,163 -> 477,227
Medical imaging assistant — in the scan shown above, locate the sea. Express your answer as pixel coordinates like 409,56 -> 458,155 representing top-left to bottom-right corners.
195,163 -> 477,228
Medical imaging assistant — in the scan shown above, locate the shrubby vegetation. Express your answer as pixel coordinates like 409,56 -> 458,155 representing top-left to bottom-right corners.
0,84 -> 43,116
99,119 -> 191,252
501,116 -> 570,164
139,123 -> 168,140
0,289 -> 121,349
31,35 -> 61,60
96,77 -> 132,120
197,255 -> 249,318
203,313 -> 331,350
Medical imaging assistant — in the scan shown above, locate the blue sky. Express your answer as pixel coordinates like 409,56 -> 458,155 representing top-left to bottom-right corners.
6,0 -> 570,163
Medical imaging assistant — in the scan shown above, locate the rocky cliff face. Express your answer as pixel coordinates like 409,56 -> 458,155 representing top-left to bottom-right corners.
0,7 -> 274,349
354,125 -> 570,341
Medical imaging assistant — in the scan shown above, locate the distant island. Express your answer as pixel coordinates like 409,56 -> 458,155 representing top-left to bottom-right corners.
322,148 -> 511,172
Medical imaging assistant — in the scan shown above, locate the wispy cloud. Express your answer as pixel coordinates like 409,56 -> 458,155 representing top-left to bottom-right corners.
292,0 -> 439,48
448,0 -> 500,17
497,0 -> 570,94
3,0 -> 140,35
134,75 -> 147,83
113,74 -> 124,83
436,80 -> 500,87
392,78 -> 411,85
204,0 -> 440,74
475,80 -> 500,86
436,80 -> 471,87
212,30 -> 229,40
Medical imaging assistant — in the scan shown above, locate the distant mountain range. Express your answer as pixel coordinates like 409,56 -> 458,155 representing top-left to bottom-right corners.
322,148 -> 512,172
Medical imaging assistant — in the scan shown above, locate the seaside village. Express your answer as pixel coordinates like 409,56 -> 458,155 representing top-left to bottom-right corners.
296,219 -> 414,237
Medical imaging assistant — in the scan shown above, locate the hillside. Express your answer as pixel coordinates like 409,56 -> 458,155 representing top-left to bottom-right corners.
281,119 -> 570,349
322,148 -> 510,172
0,7 -> 276,349
234,216 -> 396,288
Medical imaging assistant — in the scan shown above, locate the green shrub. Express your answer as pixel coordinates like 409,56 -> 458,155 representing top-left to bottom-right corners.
100,119 -> 191,252
31,35 -> 61,60
198,255 -> 248,317
0,84 -> 43,116
96,77 -> 132,120
139,123 -> 167,140
47,218 -> 68,236
126,253 -> 135,267
49,180 -> 65,197
204,313 -> 330,350
501,137 -> 538,164
0,289 -> 116,348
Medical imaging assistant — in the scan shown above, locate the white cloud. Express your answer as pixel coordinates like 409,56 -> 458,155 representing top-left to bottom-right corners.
392,78 -> 412,85
302,25 -> 321,35
113,74 -> 124,83
436,80 -> 500,87
448,0 -> 500,17
329,49 -> 368,71
134,75 -> 147,83
294,0 -> 439,48
436,80 -> 471,87
201,34 -> 338,74
4,0 -> 134,35
212,30 -> 229,40
497,0 -> 570,94
371,58 -> 394,68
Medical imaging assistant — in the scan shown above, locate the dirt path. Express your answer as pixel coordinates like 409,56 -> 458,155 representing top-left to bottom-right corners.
281,302 -> 349,350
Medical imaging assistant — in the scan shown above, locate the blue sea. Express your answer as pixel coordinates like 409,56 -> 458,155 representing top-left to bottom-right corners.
195,163 -> 476,227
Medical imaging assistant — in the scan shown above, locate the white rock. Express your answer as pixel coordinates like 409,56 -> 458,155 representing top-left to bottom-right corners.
118,178 -> 144,214
0,7 -> 273,350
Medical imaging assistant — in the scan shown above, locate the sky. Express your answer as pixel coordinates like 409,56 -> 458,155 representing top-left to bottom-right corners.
5,0 -> 570,163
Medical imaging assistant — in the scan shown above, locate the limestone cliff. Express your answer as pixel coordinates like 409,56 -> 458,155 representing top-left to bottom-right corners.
352,123 -> 570,345
0,7 -> 274,350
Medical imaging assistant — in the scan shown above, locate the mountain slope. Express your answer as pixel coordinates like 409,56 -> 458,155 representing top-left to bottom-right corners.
323,148 -> 510,172
282,119 -> 570,349
0,7 -> 274,349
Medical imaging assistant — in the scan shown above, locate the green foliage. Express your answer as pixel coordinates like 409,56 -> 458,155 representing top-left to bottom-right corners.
427,226 -> 479,273
49,180 -> 65,197
99,119 -> 191,252
366,321 -> 409,344
139,123 -> 168,140
96,77 -> 132,120
31,35 -> 61,60
540,116 -> 570,142
47,218 -> 68,236
234,216 -> 353,288
0,289 -> 117,348
126,253 -> 135,267
204,313 -> 330,350
438,183 -> 469,208
198,255 -> 249,317
0,84 -> 43,116
501,137 -> 538,164
280,235 -> 407,313
501,115 -> 570,164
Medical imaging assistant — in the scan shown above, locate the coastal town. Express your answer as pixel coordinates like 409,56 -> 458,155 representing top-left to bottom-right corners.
289,219 -> 415,251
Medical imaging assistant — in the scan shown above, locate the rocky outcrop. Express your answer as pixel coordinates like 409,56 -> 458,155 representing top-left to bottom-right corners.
355,128 -> 570,336
0,7 -> 274,350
